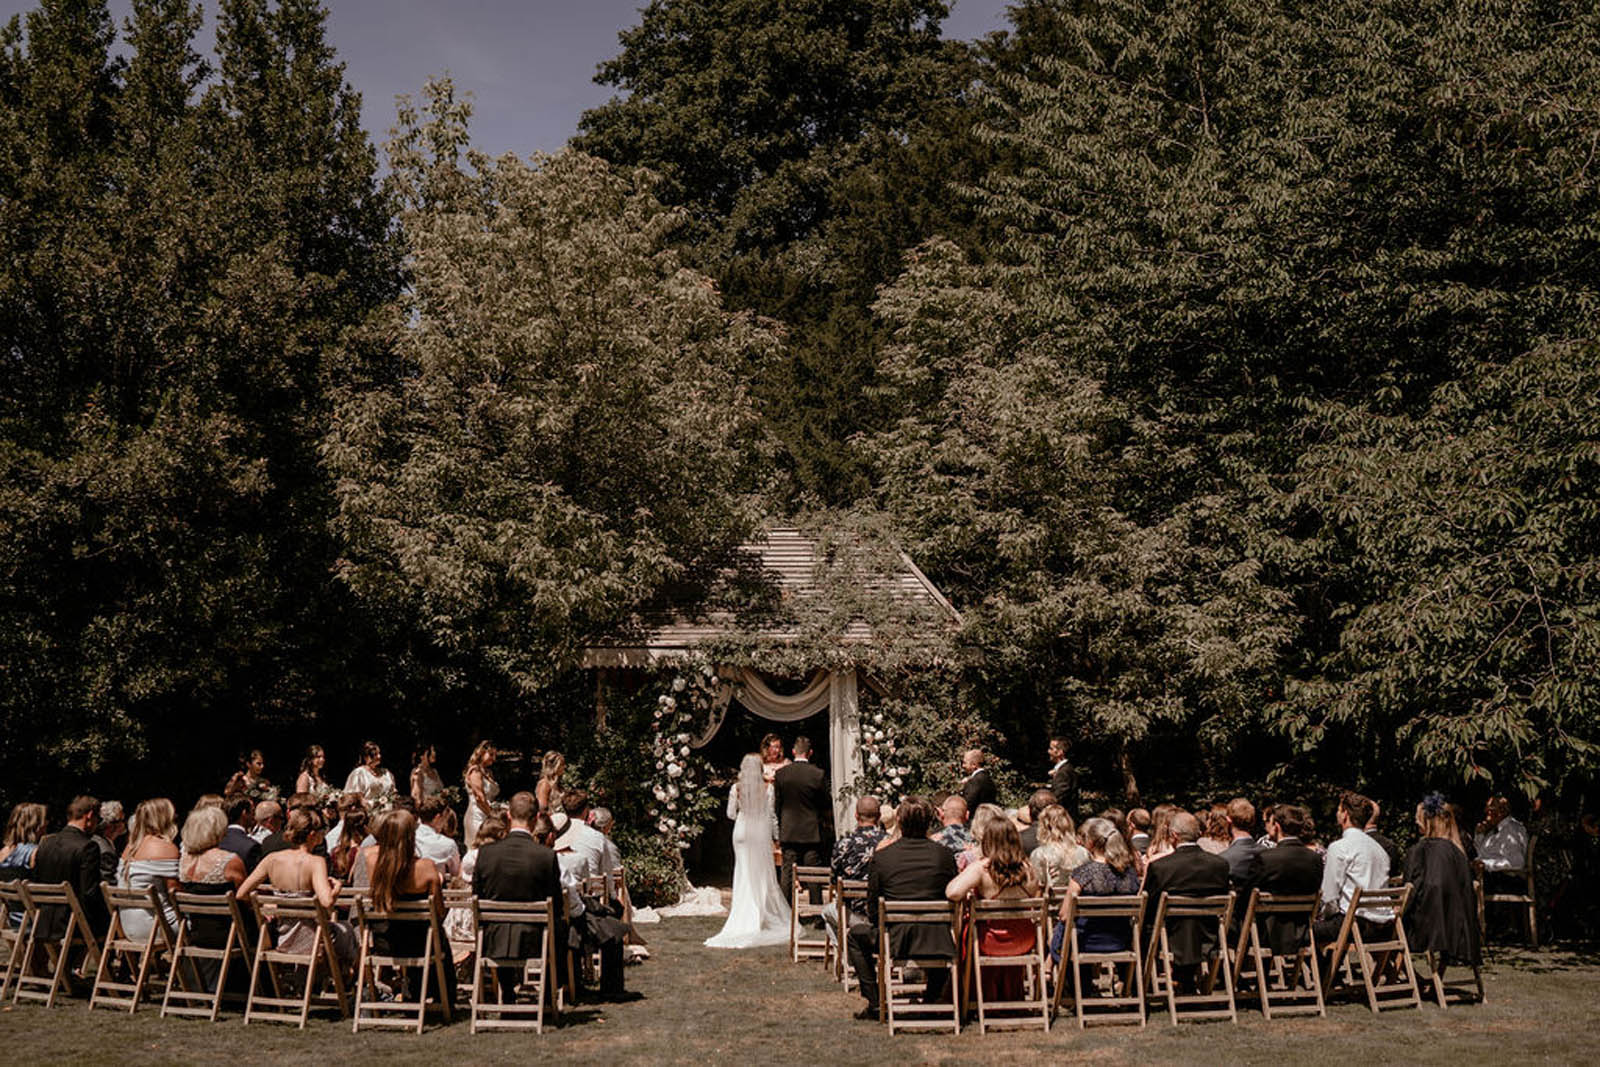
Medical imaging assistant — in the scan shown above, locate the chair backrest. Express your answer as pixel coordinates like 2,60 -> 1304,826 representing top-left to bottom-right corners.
1064,892 -> 1146,927
473,897 -> 552,927
102,885 -> 165,914
969,896 -> 1045,924
580,874 -> 606,898
1348,884 -> 1409,925
796,865 -> 831,884
254,893 -> 329,928
442,887 -> 473,908
1159,893 -> 1234,920
881,900 -> 958,926
170,889 -> 244,921
837,879 -> 868,903
1249,891 -> 1318,919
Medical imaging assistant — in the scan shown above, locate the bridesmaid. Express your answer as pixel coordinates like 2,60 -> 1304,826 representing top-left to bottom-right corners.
463,741 -> 499,846
295,745 -> 327,795
343,741 -> 396,805
410,744 -> 444,807
535,750 -> 565,814
225,749 -> 267,798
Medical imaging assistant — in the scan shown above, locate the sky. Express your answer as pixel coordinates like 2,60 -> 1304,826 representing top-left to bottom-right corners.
1,1 -> 1015,159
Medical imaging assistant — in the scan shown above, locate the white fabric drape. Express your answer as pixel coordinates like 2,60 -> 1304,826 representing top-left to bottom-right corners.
731,668 -> 832,721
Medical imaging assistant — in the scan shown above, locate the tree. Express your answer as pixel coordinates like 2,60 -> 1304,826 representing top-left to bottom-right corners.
325,81 -> 778,692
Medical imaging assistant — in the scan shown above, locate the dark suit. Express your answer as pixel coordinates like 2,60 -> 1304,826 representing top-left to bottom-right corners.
1221,836 -> 1263,890
219,826 -> 261,872
34,825 -> 107,941
474,829 -> 564,998
1143,844 -> 1230,969
774,759 -> 830,903
847,837 -> 959,1010
1255,839 -> 1323,957
1048,760 -> 1078,812
959,768 -> 996,813
1368,830 -> 1403,877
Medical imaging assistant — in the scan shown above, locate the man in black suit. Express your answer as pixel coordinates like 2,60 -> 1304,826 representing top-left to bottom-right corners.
1255,804 -> 1324,957
774,736 -> 831,904
1047,737 -> 1078,813
34,794 -> 107,942
958,748 -> 996,812
847,797 -> 958,1020
1221,797 -> 1263,890
219,795 -> 262,872
1142,811 -> 1230,991
1018,789 -> 1056,854
1365,802 -> 1404,876
474,791 -> 565,1000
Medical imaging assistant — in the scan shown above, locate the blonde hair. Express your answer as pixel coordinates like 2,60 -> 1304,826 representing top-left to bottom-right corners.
3,802 -> 47,847
181,806 -> 227,853
970,802 -> 1006,842
126,798 -> 177,857
465,740 -> 496,780
1036,805 -> 1077,850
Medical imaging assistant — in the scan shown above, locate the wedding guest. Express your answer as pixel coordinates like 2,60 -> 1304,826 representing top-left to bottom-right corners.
1146,804 -> 1179,863
1127,808 -> 1152,856
327,794 -> 369,879
1474,796 -> 1529,893
1141,811 -> 1228,990
833,797 -> 886,883
935,794 -> 972,854
92,799 -> 126,884
295,745 -> 327,795
958,748 -> 997,812
1404,794 -> 1480,978
1199,804 -> 1231,855
365,809 -> 455,1003
194,793 -> 225,812
473,793 -> 564,1002
252,799 -> 283,844
1053,817 -> 1140,968
0,802 -> 47,881
237,807 -> 357,971
1255,804 -> 1323,957
459,816 -> 506,886
225,750 -> 268,799
1365,800 -> 1404,875
848,796 -> 959,1021
1222,798 -> 1263,889
959,803 -> 1007,871
116,798 -> 180,943
219,795 -> 262,871
558,791 -> 615,883
34,795 -> 108,940
1019,789 -> 1057,853
590,807 -> 624,875
1314,792 -> 1393,944
344,741 -> 396,806
1047,737 -> 1077,813
1030,804 -> 1090,888
259,793 -> 317,859
535,749 -> 566,814
177,805 -> 247,992
946,817 -> 1040,1003
1256,804 -> 1278,849
410,744 -> 444,807
415,795 -> 462,879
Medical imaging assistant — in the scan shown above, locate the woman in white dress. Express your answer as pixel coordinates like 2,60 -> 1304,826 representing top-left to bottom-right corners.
462,741 -> 499,847
343,740 -> 396,806
705,753 -> 791,948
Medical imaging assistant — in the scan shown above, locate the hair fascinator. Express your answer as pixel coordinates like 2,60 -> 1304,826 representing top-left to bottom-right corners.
1421,791 -> 1447,817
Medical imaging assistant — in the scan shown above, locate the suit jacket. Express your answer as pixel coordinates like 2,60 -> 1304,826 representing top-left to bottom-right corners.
1368,830 -> 1404,877
866,836 -> 959,960
219,826 -> 262,872
959,768 -> 996,813
1222,836 -> 1263,890
1143,844 -> 1230,966
1019,825 -> 1039,854
1048,760 -> 1077,810
774,760 -> 830,845
474,830 -> 564,959
34,825 -> 106,939
1255,839 -> 1324,957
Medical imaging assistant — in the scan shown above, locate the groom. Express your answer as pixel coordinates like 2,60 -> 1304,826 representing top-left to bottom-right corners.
774,736 -> 831,905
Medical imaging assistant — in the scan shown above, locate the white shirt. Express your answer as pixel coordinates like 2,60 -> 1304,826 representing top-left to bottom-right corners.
248,826 -> 271,844
415,822 -> 461,877
1321,827 -> 1393,921
561,822 -> 615,883
1474,816 -> 1528,871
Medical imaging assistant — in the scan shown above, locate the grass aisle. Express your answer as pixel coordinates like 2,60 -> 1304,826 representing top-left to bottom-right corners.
0,916 -> 1595,1064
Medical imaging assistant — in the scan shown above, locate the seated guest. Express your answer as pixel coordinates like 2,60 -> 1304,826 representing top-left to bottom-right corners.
415,795 -> 462,880
1255,804 -> 1323,956
959,803 -> 1007,871
1146,804 -> 1179,864
1474,796 -> 1529,894
194,793 -> 225,812
1141,811 -> 1229,990
1019,789 -> 1057,853
589,807 -> 624,879
1030,804 -> 1089,888
177,805 -> 249,992
1313,791 -> 1393,945
326,794 -> 369,878
946,815 -> 1040,1003
116,798 -> 180,943
363,809 -> 455,1004
473,793 -> 563,1001
1256,804 -> 1277,849
0,803 -> 47,889
259,793 -> 320,859
1127,808 -> 1152,856
460,816 -> 507,886
935,794 -> 972,855
251,800 -> 283,845
93,800 -> 126,884
220,796 -> 262,872
1052,817 -> 1140,969
833,797 -> 886,884
1404,793 -> 1480,974
558,791 -> 616,884
34,795 -> 108,940
237,807 -> 356,969
552,808 -> 631,998
848,797 -> 959,1021
1222,797 -> 1263,889
1365,801 -> 1404,875
1198,804 -> 1231,855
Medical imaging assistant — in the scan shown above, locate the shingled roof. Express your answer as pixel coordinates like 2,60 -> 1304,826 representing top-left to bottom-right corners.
580,526 -> 960,667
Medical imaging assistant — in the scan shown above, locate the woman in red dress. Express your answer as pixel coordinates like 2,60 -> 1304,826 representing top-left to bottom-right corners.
946,817 -> 1041,1002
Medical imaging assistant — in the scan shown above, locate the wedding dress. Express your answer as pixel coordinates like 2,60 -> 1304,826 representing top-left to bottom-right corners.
705,754 -> 792,948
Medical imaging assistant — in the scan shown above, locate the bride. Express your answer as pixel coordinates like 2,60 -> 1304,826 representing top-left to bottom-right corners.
705,753 -> 791,948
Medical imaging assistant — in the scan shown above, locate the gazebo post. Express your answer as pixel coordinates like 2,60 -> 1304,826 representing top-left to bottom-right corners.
828,668 -> 863,829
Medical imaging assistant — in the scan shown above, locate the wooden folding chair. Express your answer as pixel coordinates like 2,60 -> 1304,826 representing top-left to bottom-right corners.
1051,893 -> 1146,1028
161,890 -> 253,1021
1230,891 -> 1324,1018
1477,836 -> 1539,947
470,897 -> 555,1033
90,885 -> 178,1013
836,879 -> 868,987
12,881 -> 101,1007
351,892 -> 454,1032
1143,892 -> 1237,1024
877,900 -> 961,1035
443,886 -> 476,969
244,894 -> 350,1027
968,897 -> 1050,1033
1320,885 -> 1421,1012
791,866 -> 833,966
0,881 -> 31,1001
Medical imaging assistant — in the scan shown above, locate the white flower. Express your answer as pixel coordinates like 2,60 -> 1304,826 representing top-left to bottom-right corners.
653,786 -> 667,802
665,818 -> 677,829
666,785 -> 679,800
680,745 -> 690,757
676,732 -> 690,744
666,801 -> 676,811
656,819 -> 670,833
872,713 -> 882,724
656,760 -> 664,770
672,676 -> 687,692
873,729 -> 884,742
667,763 -> 683,778
868,753 -> 881,767
658,694 -> 672,706
891,776 -> 903,787
663,696 -> 677,710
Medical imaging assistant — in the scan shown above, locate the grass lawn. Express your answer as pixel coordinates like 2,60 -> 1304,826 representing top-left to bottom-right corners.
1,915 -> 1596,1065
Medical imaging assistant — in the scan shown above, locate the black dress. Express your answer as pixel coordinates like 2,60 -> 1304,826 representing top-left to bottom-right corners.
1403,838 -> 1481,965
